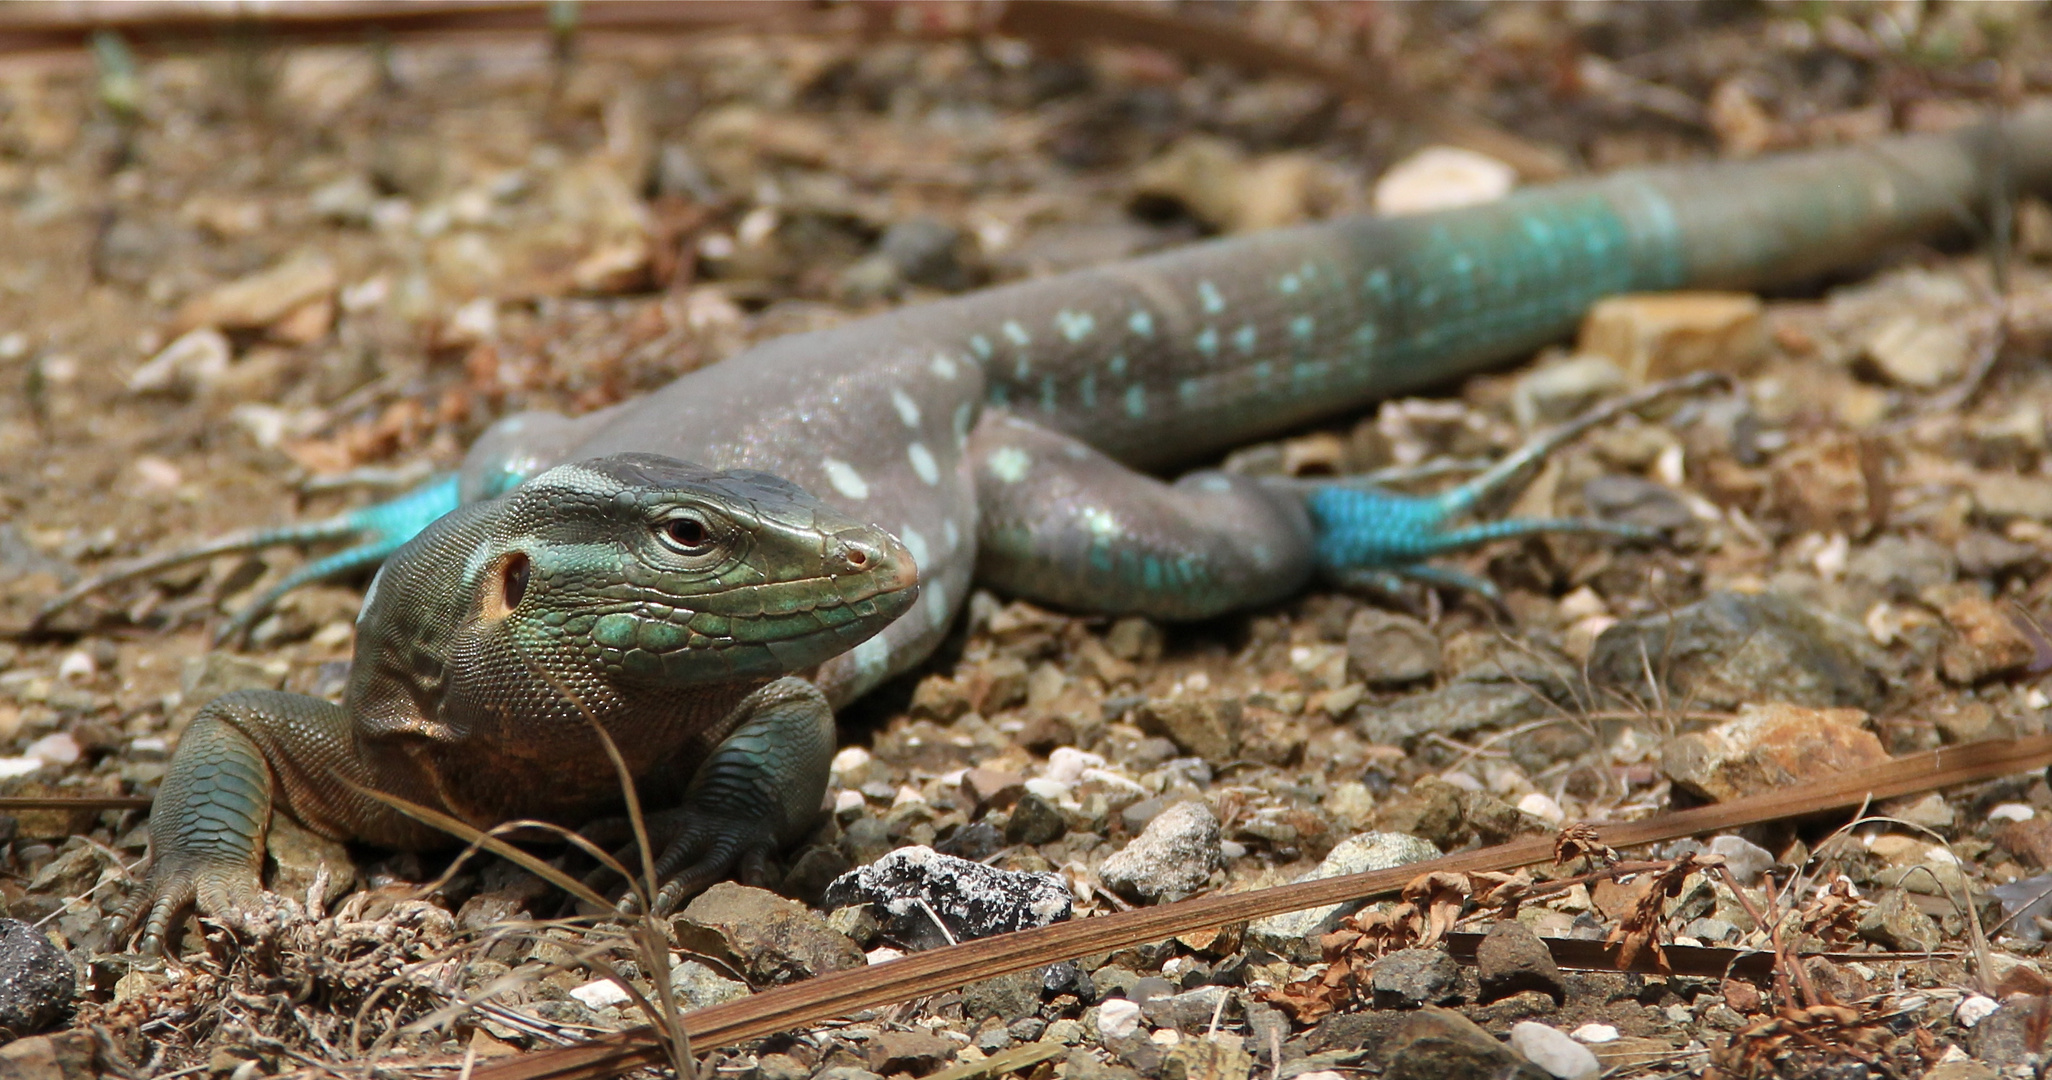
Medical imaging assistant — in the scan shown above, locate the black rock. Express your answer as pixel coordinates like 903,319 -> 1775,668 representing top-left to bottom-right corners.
821,845 -> 1072,950
1005,792 -> 1067,845
1370,948 -> 1462,1009
0,919 -> 74,1038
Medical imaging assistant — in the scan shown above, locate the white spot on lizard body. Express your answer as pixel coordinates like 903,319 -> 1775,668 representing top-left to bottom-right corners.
908,442 -> 940,485
822,457 -> 869,500
987,446 -> 1032,483
852,635 -> 890,678
925,579 -> 951,627
900,526 -> 931,570
931,353 -> 959,379
890,388 -> 922,428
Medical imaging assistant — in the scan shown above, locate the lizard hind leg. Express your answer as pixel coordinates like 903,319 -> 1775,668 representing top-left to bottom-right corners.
968,413 -> 1317,620
1299,372 -> 1722,600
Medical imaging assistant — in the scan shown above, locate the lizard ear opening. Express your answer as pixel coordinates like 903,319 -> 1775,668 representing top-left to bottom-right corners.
484,551 -> 529,618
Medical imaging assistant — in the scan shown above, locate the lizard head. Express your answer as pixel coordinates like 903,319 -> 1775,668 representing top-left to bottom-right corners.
451,452 -> 919,686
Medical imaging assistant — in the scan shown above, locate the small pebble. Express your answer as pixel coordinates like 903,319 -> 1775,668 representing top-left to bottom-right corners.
567,978 -> 630,1009
1571,1024 -> 1619,1044
25,734 -> 80,767
1097,998 -> 1142,1040
1957,995 -> 2000,1027
1990,803 -> 2036,823
1517,793 -> 1565,825
1511,1022 -> 1601,1080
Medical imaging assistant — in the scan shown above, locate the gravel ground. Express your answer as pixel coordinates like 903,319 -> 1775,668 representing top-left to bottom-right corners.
5,3 -> 2052,1077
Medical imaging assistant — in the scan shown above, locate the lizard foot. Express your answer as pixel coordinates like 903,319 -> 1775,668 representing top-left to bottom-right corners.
114,853 -> 267,955
579,805 -> 782,917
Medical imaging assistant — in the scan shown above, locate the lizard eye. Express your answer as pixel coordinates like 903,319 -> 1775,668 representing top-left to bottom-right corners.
657,515 -> 713,554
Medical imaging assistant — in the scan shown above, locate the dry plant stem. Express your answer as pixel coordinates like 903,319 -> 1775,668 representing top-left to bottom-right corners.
477,734 -> 2052,1080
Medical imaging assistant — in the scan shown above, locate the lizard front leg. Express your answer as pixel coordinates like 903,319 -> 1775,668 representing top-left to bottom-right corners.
119,689 -> 440,954
590,676 -> 836,916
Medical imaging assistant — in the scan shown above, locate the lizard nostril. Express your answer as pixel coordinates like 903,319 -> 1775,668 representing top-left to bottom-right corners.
845,547 -> 869,569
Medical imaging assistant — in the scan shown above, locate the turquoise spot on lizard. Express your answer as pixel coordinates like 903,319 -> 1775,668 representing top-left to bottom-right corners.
1055,309 -> 1096,342
1109,354 -> 1129,378
1128,309 -> 1154,337
1353,323 -> 1379,350
1124,384 -> 1147,419
1290,314 -> 1315,342
1365,267 -> 1392,299
1278,272 -> 1300,295
1198,280 -> 1225,315
1234,324 -> 1258,354
1002,320 -> 1031,347
1040,377 -> 1058,413
1196,327 -> 1219,357
1014,356 -> 1031,380
1253,360 -> 1273,384
1178,377 -> 1203,404
970,334 -> 993,359
1079,372 -> 1098,408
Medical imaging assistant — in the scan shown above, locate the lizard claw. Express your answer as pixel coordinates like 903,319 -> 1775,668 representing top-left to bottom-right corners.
582,806 -> 781,917
115,854 -> 266,955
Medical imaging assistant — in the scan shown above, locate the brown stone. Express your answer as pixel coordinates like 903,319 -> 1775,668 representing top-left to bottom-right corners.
1771,434 -> 1877,537
1995,817 -> 2052,868
1939,596 -> 2037,684
960,768 -> 1026,812
672,882 -> 865,985
1135,697 -> 1239,761
174,253 -> 338,332
866,1030 -> 956,1076
1661,703 -> 1890,803
1577,291 -> 1766,383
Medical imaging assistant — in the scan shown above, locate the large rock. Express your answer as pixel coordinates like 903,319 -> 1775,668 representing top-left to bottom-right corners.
1381,1008 -> 1533,1080
0,920 -> 73,1038
1661,703 -> 1889,803
1588,591 -> 1885,711
1100,802 -> 1224,904
671,883 -> 864,985
821,845 -> 1071,950
1246,832 -> 1441,960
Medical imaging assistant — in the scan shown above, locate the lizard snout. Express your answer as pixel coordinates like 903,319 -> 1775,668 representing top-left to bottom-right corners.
828,528 -> 920,595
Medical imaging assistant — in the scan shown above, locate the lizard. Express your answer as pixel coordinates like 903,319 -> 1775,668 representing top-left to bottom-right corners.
92,105 -> 2052,951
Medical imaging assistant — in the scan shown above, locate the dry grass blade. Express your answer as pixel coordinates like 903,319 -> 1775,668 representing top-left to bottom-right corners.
476,734 -> 2052,1080
518,655 -> 695,1080
340,781 -> 691,1076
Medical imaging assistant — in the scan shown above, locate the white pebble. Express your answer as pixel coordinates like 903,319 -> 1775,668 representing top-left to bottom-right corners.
1957,994 -> 2000,1028
56,652 -> 95,680
1517,793 -> 1566,825
830,745 -> 872,776
833,789 -> 866,815
1510,1021 -> 1600,1080
26,733 -> 80,767
1045,747 -> 1105,784
0,758 -> 42,779
1990,803 -> 2036,823
1023,777 -> 1072,801
1373,146 -> 1517,216
567,978 -> 631,1009
1571,1024 -> 1619,1044
866,946 -> 906,965
1096,998 -> 1142,1040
